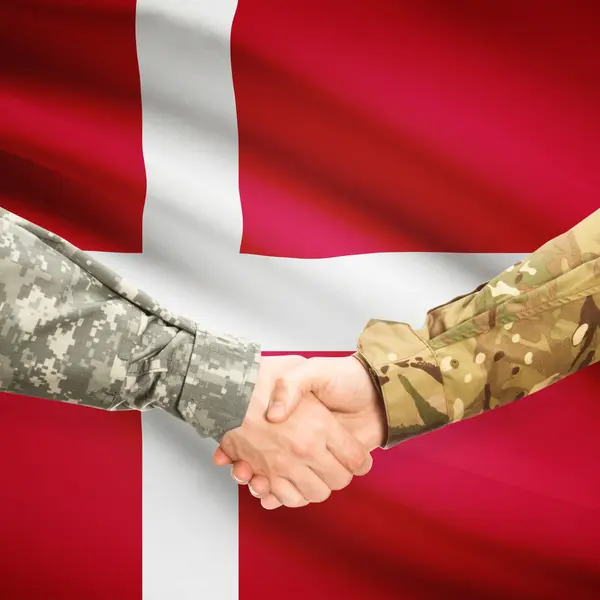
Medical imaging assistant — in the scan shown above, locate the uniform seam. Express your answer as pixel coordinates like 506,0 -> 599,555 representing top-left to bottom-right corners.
431,283 -> 600,349
178,327 -> 204,416
428,254 -> 600,344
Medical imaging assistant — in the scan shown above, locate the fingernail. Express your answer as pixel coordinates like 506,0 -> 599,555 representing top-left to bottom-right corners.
268,401 -> 284,419
248,484 -> 261,498
232,472 -> 247,484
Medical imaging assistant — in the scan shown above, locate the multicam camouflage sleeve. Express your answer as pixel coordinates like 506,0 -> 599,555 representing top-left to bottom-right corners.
0,207 -> 260,442
356,210 -> 600,449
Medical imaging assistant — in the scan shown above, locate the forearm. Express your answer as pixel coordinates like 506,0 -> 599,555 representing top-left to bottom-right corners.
0,207 -> 260,441
356,209 -> 600,448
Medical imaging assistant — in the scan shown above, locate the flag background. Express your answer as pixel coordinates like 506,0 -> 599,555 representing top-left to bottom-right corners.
1,1 -> 599,599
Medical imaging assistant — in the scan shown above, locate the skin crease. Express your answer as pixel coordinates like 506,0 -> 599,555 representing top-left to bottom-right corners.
213,355 -> 387,509
215,356 -> 376,507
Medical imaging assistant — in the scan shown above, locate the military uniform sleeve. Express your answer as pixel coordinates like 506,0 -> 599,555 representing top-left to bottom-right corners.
0,207 -> 260,441
356,210 -> 600,448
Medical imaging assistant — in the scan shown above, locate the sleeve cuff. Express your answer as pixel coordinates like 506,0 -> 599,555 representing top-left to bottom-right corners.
356,319 -> 450,448
177,327 -> 261,442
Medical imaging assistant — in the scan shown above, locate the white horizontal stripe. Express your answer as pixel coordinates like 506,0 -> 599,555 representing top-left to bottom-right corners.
93,251 -> 525,351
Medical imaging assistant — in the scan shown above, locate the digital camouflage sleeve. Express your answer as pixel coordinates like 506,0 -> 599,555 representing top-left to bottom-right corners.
356,209 -> 600,448
0,207 -> 260,441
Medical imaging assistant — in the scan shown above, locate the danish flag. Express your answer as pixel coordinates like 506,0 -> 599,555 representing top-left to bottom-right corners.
1,2 -> 599,599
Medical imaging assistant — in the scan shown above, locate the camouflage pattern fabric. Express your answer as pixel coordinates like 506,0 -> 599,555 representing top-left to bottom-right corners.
0,207 -> 260,441
356,209 -> 600,448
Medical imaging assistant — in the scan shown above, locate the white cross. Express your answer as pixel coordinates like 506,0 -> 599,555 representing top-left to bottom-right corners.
90,2 -> 522,598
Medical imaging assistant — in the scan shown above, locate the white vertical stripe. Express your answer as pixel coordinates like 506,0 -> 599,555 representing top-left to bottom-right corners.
135,2 -> 241,599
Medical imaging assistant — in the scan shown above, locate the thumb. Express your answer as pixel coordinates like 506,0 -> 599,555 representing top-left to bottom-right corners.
267,360 -> 323,423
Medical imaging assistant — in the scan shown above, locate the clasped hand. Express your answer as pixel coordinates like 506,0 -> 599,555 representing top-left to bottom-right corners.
212,355 -> 386,510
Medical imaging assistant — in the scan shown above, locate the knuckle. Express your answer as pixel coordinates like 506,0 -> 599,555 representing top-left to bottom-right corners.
261,494 -> 281,510
273,376 -> 290,396
347,448 -> 369,474
280,494 -> 300,508
360,453 -> 374,474
290,437 -> 315,459
270,452 -> 288,472
274,484 -> 307,508
312,488 -> 331,504
290,498 -> 309,508
332,473 -> 353,491
219,435 -> 236,457
285,354 -> 305,367
311,420 -> 327,437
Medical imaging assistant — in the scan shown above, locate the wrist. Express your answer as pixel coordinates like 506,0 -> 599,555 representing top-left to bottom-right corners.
362,396 -> 387,451
349,355 -> 387,450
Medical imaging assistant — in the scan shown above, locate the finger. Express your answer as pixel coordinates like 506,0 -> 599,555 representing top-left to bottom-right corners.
261,494 -> 283,510
217,434 -> 239,463
248,475 -> 270,498
231,461 -> 253,484
269,477 -> 309,508
287,466 -> 331,504
213,447 -> 232,466
308,453 -> 353,492
325,420 -> 373,477
268,361 -> 324,422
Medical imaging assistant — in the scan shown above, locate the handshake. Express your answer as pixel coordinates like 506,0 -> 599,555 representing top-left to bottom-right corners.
212,355 -> 387,510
